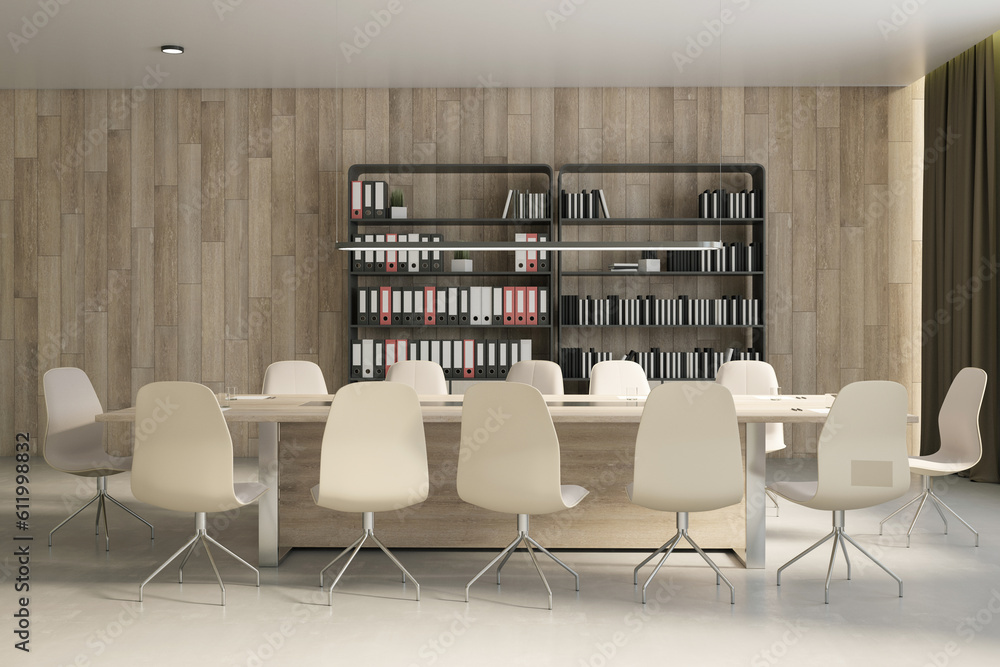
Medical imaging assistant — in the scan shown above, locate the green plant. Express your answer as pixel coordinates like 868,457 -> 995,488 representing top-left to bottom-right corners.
453,250 -> 471,260
390,189 -> 404,207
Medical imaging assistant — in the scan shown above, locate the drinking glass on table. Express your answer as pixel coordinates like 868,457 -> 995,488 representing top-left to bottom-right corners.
770,386 -> 781,400
227,386 -> 239,403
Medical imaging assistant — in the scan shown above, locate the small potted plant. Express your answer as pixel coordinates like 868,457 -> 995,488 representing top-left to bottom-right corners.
389,189 -> 407,219
639,250 -> 660,273
451,250 -> 473,272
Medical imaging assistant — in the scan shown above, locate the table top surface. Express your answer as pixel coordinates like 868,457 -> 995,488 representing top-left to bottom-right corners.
97,392 -> 918,424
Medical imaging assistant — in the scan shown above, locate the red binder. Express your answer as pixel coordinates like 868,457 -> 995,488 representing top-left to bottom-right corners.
423,287 -> 436,326
463,339 -> 475,378
350,181 -> 363,219
503,286 -> 515,325
379,286 -> 392,325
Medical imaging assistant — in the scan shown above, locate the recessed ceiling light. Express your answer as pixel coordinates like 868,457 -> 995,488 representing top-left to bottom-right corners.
160,45 -> 184,55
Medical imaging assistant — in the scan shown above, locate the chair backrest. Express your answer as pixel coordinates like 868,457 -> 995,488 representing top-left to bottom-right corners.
589,360 -> 651,396
42,368 -> 108,473
131,382 -> 239,513
936,367 -> 987,466
386,360 -> 448,395
262,360 -> 328,394
315,382 -> 428,512
457,382 -> 568,515
812,381 -> 910,511
506,360 -> 565,395
632,383 -> 744,512
715,360 -> 786,451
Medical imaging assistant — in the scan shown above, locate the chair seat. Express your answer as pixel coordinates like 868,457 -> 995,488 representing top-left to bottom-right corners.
53,454 -> 132,477
765,441 -> 787,454
908,455 -> 973,476
560,484 -> 589,509
768,480 -> 818,504
234,482 -> 269,506
311,483 -> 426,513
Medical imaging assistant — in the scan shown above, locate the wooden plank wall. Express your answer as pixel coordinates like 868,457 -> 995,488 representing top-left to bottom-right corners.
0,84 -> 924,457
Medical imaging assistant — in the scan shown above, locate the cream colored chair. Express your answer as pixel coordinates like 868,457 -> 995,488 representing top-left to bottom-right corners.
770,381 -> 910,603
629,383 -> 743,604
879,367 -> 987,546
507,359 -> 565,395
42,367 -> 154,551
386,360 -> 448,394
132,382 -> 267,605
589,360 -> 651,396
313,382 -> 428,605
458,382 -> 588,609
716,360 -> 787,514
262,360 -> 328,394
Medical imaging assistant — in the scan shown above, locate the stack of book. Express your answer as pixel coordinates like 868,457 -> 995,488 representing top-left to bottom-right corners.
609,262 -> 638,272
560,189 -> 610,218
663,242 -> 763,272
503,190 -> 550,219
560,294 -> 762,326
559,346 -> 762,380
697,188 -> 761,219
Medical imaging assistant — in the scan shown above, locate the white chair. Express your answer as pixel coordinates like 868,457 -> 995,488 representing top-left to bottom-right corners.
589,360 -> 651,396
42,367 -> 154,551
629,383 -> 743,604
507,359 -> 565,395
770,381 -> 910,603
458,382 -> 588,609
313,382 -> 428,605
879,367 -> 987,546
262,360 -> 328,394
386,360 -> 448,395
716,360 -> 787,514
131,382 -> 267,605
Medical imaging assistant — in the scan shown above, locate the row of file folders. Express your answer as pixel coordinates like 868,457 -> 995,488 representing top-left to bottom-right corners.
350,338 -> 533,380
663,242 -> 763,272
560,295 -> 762,326
357,286 -> 550,326
350,233 -> 551,273
560,347 -> 763,380
698,188 -> 763,219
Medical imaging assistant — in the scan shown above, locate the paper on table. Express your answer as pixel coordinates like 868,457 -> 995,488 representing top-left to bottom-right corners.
231,394 -> 276,400
751,395 -> 796,400
806,408 -> 830,415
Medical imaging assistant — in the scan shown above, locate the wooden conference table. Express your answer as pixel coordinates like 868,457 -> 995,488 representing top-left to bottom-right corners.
98,392 -> 917,570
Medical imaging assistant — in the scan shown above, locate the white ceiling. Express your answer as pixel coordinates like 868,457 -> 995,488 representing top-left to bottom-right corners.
2,0 -> 999,90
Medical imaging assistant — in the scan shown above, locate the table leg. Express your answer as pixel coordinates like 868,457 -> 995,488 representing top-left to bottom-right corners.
745,422 -> 766,569
258,422 -> 279,567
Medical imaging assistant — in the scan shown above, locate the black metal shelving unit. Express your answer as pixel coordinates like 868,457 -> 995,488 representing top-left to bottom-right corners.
556,163 -> 767,387
346,163 -> 555,384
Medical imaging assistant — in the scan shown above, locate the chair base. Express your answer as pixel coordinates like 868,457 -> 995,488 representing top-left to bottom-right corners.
465,514 -> 579,610
633,512 -> 735,604
765,487 -> 781,516
778,510 -> 902,603
49,476 -> 154,551
879,475 -> 979,547
139,512 -> 258,606
318,512 -> 420,606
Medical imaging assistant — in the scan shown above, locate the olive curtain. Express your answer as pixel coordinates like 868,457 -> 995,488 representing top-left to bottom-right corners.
922,32 -> 1000,482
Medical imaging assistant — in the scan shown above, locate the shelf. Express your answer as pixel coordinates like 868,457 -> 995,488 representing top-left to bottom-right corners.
562,271 -> 763,277
560,324 -> 765,329
351,271 -> 553,277
563,377 -> 718,382
351,217 -> 552,227
559,217 -> 762,226
353,324 -> 551,329
339,241 -> 723,251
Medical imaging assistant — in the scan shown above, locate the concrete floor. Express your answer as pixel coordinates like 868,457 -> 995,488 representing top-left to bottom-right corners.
3,458 -> 1000,666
